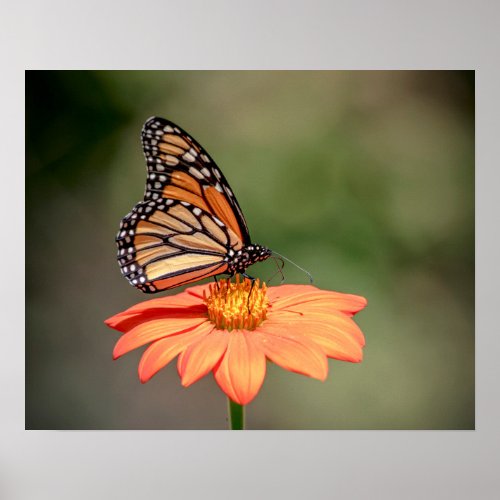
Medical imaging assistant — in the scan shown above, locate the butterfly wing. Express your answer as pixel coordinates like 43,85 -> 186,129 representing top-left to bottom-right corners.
116,197 -> 246,293
141,116 -> 251,245
116,117 -> 255,293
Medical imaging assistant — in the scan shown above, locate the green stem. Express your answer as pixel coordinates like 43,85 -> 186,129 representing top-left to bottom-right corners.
228,398 -> 245,430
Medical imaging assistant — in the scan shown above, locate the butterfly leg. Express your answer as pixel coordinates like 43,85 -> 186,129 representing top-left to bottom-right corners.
267,255 -> 285,285
241,272 -> 256,313
213,275 -> 220,291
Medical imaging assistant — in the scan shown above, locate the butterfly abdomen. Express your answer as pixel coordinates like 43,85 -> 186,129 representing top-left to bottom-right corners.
225,244 -> 272,275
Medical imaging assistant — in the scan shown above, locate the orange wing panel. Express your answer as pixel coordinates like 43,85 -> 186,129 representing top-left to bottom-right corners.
204,186 -> 244,242
162,186 -> 211,212
145,253 -> 223,280
136,220 -> 170,236
134,234 -> 164,250
171,171 -> 203,196
162,133 -> 190,150
136,246 -> 179,266
151,263 -> 228,291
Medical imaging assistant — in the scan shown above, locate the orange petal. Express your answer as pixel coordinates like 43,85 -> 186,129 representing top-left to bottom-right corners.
113,317 -> 208,359
252,324 -> 328,381
112,289 -> 203,316
105,304 -> 207,333
104,287 -> 207,332
180,330 -> 230,386
310,310 -> 366,347
184,283 -> 213,300
297,321 -> 363,362
271,309 -> 366,347
138,323 -> 214,383
267,285 -> 367,316
280,300 -> 366,319
177,350 -> 187,378
213,332 -> 266,405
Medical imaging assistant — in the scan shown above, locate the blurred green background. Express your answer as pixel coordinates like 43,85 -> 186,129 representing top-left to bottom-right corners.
26,71 -> 474,429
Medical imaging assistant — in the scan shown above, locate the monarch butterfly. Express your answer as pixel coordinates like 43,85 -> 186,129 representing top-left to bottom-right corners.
116,117 -> 272,293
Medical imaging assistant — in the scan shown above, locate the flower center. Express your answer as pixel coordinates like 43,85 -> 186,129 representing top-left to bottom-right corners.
204,275 -> 269,331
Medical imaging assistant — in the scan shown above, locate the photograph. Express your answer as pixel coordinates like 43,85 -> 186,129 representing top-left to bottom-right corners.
26,70 -> 474,430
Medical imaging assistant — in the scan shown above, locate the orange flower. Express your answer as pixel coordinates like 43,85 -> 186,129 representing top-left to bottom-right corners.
104,277 -> 367,405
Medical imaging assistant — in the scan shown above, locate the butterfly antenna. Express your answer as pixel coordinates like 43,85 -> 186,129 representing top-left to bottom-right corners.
271,250 -> 314,284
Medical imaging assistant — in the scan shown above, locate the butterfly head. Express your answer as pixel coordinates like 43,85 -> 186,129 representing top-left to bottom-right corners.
226,244 -> 272,275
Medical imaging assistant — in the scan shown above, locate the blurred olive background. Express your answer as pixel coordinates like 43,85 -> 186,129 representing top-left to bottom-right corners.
26,71 -> 474,429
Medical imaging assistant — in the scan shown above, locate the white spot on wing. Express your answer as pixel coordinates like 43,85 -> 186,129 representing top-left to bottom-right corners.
165,155 -> 179,166
189,167 -> 204,179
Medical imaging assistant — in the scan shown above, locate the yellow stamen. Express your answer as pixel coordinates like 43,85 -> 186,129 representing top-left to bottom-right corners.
204,275 -> 269,331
